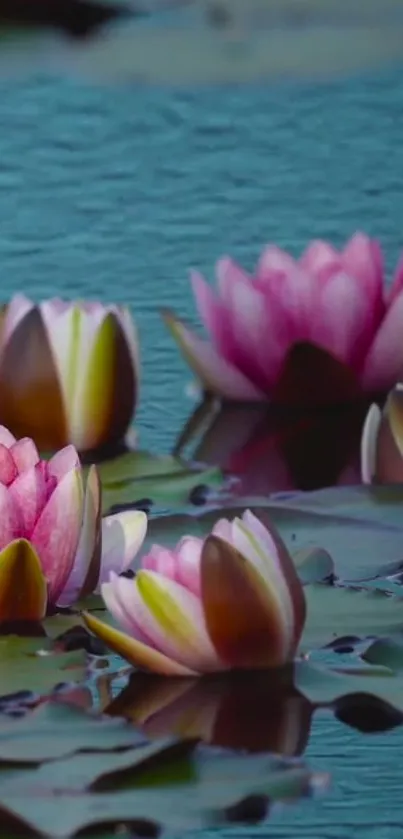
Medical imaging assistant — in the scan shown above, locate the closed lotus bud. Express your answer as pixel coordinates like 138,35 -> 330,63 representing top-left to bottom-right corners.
361,385 -> 403,483
84,509 -> 306,676
0,295 -> 139,452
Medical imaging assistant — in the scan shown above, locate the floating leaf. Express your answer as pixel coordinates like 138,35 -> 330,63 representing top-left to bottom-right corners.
83,449 -> 226,512
0,637 -> 86,696
294,659 -> 403,718
0,739 -> 323,838
0,700 -> 147,762
293,546 -> 335,584
302,585 -> 403,650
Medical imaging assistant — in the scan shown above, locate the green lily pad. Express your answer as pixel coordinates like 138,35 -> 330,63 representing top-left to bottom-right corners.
362,636 -> 403,670
302,585 -> 403,650
102,466 -> 224,513
0,739 -> 323,838
294,658 -> 403,716
0,700 -> 149,763
143,497 -> 403,581
293,545 -> 335,584
0,637 -> 86,696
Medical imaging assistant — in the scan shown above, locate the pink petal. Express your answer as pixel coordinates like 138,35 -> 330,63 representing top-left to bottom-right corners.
0,484 -> 23,550
57,465 -> 101,607
310,271 -> 371,367
164,312 -> 264,401
47,445 -> 80,481
388,253 -> 403,306
212,518 -> 233,542
0,445 -> 18,486
30,467 -> 84,603
133,570 -> 221,672
98,510 -> 148,585
224,272 -> 286,390
361,291 -> 403,393
255,245 -> 297,281
299,240 -> 341,277
342,232 -> 383,290
191,270 -> 233,360
216,257 -> 251,294
102,573 -> 157,645
142,545 -> 179,578
10,438 -> 40,474
0,427 -> 16,448
175,537 -> 203,596
8,465 -> 48,537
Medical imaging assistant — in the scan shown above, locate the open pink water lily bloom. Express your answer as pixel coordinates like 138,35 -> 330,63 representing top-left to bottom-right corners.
0,294 -> 139,452
0,426 -> 147,622
84,510 -> 306,676
163,233 -> 403,404
361,385 -> 403,484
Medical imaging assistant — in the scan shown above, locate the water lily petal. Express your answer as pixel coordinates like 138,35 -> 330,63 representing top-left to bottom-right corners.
31,467 -> 84,602
0,426 -> 16,448
68,310 -> 137,452
99,509 -> 147,585
0,444 -> 18,486
0,484 -> 23,550
134,570 -> 222,672
231,517 -> 294,649
162,309 -> 264,401
47,445 -> 80,480
8,464 -> 48,537
361,403 -> 381,483
101,574 -> 147,638
2,294 -> 35,345
0,307 -> 68,449
57,465 -> 102,606
201,535 -> 292,668
10,438 -> 40,473
386,384 -> 403,458
83,611 -> 197,676
361,291 -> 403,393
175,537 -> 203,596
0,539 -> 47,621
241,510 -> 306,650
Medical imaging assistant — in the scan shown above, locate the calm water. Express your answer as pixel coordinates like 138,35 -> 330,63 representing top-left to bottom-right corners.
1,67 -> 403,835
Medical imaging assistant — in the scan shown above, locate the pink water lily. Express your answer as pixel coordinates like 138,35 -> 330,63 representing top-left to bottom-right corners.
84,510 -> 306,676
0,426 -> 147,621
361,385 -> 403,484
0,294 -> 139,452
163,233 -> 403,404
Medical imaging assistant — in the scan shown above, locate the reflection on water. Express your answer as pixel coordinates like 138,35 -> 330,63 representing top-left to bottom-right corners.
106,668 -> 313,755
175,397 -> 370,493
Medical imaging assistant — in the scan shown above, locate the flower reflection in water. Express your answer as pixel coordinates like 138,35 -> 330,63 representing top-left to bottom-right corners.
106,668 -> 313,757
175,396 -> 370,494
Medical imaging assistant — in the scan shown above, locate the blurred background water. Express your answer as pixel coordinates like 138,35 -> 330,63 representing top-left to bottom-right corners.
1,65 -> 403,834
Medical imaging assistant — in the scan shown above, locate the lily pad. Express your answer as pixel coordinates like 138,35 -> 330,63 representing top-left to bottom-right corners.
294,658 -> 403,717
0,637 -> 86,696
83,449 -> 227,512
0,739 -> 323,838
0,700 -> 147,762
302,585 -> 403,650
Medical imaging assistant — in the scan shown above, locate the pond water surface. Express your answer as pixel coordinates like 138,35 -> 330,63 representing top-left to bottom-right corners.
0,68 -> 403,837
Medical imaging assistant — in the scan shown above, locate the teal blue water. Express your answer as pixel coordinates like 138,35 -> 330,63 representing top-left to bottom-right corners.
1,67 -> 403,835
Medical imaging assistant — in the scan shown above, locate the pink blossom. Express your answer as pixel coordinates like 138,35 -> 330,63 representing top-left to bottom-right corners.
84,510 -> 306,676
0,426 -> 147,621
164,233 -> 403,403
